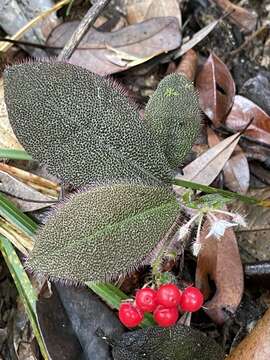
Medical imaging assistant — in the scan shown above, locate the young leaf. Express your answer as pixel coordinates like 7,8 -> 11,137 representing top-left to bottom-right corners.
27,182 -> 179,283
144,73 -> 201,168
4,62 -> 171,186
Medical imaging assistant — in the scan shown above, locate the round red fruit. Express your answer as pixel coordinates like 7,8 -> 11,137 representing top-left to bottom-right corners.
135,288 -> 157,312
180,287 -> 204,312
156,283 -> 182,307
153,305 -> 179,327
118,303 -> 143,328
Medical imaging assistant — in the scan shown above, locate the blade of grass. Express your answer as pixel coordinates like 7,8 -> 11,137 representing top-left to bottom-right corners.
87,282 -> 155,327
0,235 -> 49,359
0,192 -> 37,236
173,178 -> 270,207
0,148 -> 32,160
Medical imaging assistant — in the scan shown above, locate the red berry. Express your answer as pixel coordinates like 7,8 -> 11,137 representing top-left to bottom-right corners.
156,283 -> 182,308
118,303 -> 143,328
180,287 -> 204,312
153,305 -> 179,327
135,288 -> 157,312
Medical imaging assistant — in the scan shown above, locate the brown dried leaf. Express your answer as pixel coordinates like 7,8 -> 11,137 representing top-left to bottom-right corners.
126,0 -> 181,27
0,171 -> 56,212
175,19 -> 219,58
207,128 -> 250,194
176,49 -> 198,82
0,78 -> 23,150
177,132 -> 240,185
214,0 -> 257,33
227,308 -> 270,360
230,188 -> 270,261
225,95 -> 270,145
196,213 -> 244,324
196,53 -> 236,126
47,17 -> 181,75
0,163 -> 60,195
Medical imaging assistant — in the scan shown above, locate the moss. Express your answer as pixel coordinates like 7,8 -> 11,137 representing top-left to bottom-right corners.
144,73 -> 201,168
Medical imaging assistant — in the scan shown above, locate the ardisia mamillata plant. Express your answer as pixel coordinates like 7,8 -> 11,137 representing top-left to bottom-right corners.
4,61 -> 201,283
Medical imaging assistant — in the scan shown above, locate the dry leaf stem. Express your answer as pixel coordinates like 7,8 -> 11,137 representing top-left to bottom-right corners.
58,0 -> 112,61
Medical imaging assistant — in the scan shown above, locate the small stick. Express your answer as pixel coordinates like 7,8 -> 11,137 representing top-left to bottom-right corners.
58,0 -> 112,61
230,24 -> 268,56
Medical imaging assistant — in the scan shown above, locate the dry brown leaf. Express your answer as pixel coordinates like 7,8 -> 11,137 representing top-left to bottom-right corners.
174,19 -> 219,58
0,218 -> 33,254
225,95 -> 270,145
0,78 -> 23,150
207,128 -> 250,194
214,0 -> 257,33
176,49 -> 198,82
126,0 -> 181,27
227,308 -> 270,360
196,213 -> 244,324
0,171 -> 56,212
0,163 -> 60,194
196,53 -> 236,126
176,132 -> 240,186
47,17 -> 181,75
230,188 -> 270,261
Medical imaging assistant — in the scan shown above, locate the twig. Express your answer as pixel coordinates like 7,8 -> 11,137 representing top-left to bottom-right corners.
58,0 -> 112,61
230,24 -> 269,56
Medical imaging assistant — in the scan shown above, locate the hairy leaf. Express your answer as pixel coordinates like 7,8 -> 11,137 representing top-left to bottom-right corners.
27,182 -> 179,283
112,325 -> 225,360
144,73 -> 200,168
4,62 -> 171,186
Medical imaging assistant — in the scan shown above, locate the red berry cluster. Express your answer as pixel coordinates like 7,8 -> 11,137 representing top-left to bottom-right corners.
118,284 -> 204,328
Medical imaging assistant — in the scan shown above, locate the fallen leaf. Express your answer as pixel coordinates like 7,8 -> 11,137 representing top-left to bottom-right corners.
227,308 -> 270,360
196,213 -> 244,324
126,0 -> 182,27
174,19 -> 219,59
214,0 -> 257,33
175,132 -> 240,188
0,218 -> 32,255
47,17 -> 181,75
230,188 -> 270,261
196,53 -> 236,126
0,78 -> 23,150
176,49 -> 198,82
0,171 -> 56,212
249,162 -> 270,186
0,163 -> 60,197
207,128 -> 250,194
225,95 -> 270,145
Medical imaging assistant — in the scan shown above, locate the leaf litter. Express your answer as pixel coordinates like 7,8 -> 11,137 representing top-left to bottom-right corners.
0,0 -> 270,359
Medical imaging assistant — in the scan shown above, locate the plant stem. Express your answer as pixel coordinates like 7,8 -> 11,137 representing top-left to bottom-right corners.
58,0 -> 112,61
151,216 -> 182,285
